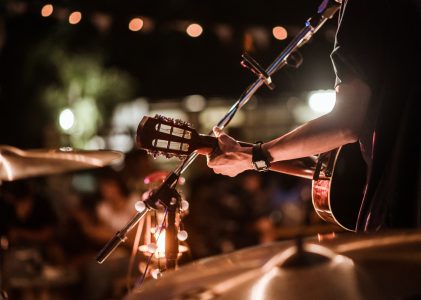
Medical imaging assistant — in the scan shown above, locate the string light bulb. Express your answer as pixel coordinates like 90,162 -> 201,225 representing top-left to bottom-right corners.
41,4 -> 53,17
186,23 -> 203,38
272,26 -> 288,40
129,18 -> 144,31
69,11 -> 82,25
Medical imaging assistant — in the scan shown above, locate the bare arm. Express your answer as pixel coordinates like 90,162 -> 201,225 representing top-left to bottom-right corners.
264,79 -> 371,161
207,78 -> 371,177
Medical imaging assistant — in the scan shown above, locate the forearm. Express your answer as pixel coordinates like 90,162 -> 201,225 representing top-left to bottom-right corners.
208,79 -> 371,177
264,79 -> 371,162
264,114 -> 356,162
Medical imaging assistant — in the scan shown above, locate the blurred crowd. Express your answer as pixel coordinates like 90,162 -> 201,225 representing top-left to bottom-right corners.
0,150 -> 331,300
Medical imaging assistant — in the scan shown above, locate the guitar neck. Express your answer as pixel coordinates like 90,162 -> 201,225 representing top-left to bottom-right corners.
197,134 -> 254,150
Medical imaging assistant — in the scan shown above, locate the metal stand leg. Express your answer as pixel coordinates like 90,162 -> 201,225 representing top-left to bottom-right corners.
165,210 -> 179,270
0,236 -> 8,300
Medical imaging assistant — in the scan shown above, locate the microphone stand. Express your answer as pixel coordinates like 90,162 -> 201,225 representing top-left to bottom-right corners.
96,0 -> 342,268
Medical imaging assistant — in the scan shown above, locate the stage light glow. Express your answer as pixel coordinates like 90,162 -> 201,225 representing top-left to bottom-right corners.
59,108 -> 75,131
183,94 -> 206,112
112,98 -> 149,131
107,133 -> 134,153
272,26 -> 288,40
308,90 -> 336,113
186,23 -> 203,37
140,230 -> 167,258
85,136 -> 106,150
129,18 -> 144,31
69,11 -> 82,24
41,4 -> 53,17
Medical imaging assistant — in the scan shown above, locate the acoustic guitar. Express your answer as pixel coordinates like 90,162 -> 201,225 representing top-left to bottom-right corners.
136,115 -> 366,231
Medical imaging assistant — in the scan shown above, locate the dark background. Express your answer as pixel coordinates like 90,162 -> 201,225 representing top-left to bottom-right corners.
0,0 -> 337,148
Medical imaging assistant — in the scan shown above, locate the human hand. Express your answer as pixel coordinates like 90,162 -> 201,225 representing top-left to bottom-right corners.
206,127 -> 253,177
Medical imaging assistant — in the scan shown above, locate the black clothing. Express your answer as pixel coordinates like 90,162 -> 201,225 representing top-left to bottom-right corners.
331,0 -> 421,230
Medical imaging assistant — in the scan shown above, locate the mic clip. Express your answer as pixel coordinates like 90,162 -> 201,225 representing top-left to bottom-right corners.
241,53 -> 275,90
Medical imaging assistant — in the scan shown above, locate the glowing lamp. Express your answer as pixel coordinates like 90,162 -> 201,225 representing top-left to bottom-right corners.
59,108 -> 75,131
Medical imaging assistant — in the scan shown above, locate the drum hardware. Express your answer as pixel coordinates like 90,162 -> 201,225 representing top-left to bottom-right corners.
124,230 -> 421,300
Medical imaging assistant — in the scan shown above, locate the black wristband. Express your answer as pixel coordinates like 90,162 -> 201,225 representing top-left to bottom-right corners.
252,142 -> 270,172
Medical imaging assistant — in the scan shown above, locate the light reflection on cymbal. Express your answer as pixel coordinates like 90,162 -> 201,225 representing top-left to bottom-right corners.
0,145 -> 123,181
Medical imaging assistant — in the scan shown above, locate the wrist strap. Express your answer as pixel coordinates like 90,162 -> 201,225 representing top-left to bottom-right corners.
252,141 -> 270,172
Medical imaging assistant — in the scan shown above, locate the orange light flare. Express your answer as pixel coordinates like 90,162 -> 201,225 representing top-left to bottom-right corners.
129,18 -> 144,32
138,227 -> 189,259
155,230 -> 166,258
272,26 -> 288,40
186,23 -> 203,38
41,4 -> 53,17
69,11 -> 82,25
318,232 -> 337,242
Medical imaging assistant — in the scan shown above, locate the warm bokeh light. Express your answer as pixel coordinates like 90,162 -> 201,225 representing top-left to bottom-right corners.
69,11 -> 82,25
41,4 -> 53,17
155,230 -> 166,258
129,18 -> 144,31
186,23 -> 203,38
308,90 -> 336,113
272,26 -> 288,40
183,94 -> 206,112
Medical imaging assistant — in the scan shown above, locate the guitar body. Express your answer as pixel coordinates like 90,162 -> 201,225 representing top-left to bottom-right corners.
312,143 -> 367,231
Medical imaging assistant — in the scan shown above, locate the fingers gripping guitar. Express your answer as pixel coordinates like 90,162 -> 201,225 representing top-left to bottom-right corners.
206,127 -> 253,177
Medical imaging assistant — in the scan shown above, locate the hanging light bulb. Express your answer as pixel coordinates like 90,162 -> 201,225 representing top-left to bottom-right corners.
146,243 -> 157,254
135,201 -> 146,213
177,230 -> 188,241
180,200 -> 189,211
151,268 -> 162,279
41,4 -> 53,17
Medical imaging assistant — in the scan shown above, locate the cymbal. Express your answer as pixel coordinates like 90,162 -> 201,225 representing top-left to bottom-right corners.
126,230 -> 421,300
0,145 -> 124,181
